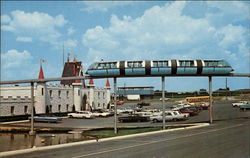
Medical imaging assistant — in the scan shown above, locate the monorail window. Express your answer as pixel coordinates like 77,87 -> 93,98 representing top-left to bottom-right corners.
179,61 -> 194,67
204,61 -> 225,67
127,61 -> 143,68
153,61 -> 168,67
97,62 -> 117,69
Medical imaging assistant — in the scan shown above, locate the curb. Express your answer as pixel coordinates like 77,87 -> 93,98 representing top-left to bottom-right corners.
0,120 -> 29,125
0,123 -> 209,157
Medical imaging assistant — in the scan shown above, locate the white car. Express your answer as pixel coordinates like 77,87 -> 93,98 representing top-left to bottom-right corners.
232,101 -> 249,107
92,110 -> 111,117
150,110 -> 188,122
68,111 -> 95,119
117,108 -> 134,114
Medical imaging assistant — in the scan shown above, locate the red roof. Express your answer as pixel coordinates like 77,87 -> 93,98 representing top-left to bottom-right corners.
61,61 -> 82,85
38,65 -> 44,79
89,79 -> 94,85
106,79 -> 110,88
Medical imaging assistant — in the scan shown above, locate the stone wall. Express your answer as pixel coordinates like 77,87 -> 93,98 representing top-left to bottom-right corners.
0,96 -> 31,116
46,84 -> 74,113
0,84 -> 111,117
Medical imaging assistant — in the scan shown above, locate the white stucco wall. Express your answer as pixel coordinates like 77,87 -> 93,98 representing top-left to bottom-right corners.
0,83 -> 110,117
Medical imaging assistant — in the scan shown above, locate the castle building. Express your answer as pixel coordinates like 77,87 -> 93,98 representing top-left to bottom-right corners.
0,59 -> 111,117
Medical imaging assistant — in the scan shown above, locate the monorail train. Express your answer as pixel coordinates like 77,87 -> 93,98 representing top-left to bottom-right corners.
86,60 -> 233,77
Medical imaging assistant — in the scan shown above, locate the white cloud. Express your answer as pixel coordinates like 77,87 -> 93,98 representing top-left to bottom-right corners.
1,15 -> 11,23
1,10 -> 68,43
82,1 -> 249,74
1,49 -> 33,69
64,39 -> 78,49
82,1 -> 132,12
16,36 -> 33,42
206,1 -> 250,27
67,27 -> 75,35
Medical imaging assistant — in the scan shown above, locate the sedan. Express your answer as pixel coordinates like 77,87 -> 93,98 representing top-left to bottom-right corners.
118,114 -> 150,123
29,116 -> 62,123
179,107 -> 199,116
68,111 -> 95,119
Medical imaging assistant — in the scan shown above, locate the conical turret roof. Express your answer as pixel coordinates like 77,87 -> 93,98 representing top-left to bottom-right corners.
38,65 -> 44,79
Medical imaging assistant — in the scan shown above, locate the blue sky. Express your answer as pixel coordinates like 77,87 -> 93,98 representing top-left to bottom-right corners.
1,1 -> 250,91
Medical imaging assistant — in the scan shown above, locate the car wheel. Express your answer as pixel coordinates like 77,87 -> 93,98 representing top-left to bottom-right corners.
69,115 -> 73,118
153,119 -> 158,123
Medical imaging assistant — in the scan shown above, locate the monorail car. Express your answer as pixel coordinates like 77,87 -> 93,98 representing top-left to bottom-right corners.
86,60 -> 233,77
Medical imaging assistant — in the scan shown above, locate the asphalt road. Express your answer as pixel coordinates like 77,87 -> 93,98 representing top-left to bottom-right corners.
1,100 -> 250,157
2,118 -> 249,158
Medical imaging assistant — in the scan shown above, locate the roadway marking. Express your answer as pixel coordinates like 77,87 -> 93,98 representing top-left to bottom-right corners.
71,124 -> 244,158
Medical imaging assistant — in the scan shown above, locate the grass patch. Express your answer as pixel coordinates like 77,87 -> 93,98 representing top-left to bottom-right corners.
83,127 -> 162,138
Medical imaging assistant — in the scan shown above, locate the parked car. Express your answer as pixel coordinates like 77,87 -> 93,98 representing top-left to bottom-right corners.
92,109 -> 111,117
117,107 -> 134,114
68,111 -> 95,119
150,110 -> 188,123
199,102 -> 209,110
179,107 -> 199,116
118,114 -> 150,123
29,116 -> 62,123
171,103 -> 192,111
117,100 -> 124,105
239,102 -> 250,111
137,102 -> 150,107
232,101 -> 249,107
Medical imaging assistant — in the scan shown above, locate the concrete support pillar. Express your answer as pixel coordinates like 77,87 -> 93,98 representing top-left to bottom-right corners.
114,77 -> 117,134
162,76 -> 166,130
29,82 -> 36,136
209,76 -> 213,124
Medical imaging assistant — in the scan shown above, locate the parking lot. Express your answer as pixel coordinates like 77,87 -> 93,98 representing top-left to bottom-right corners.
7,100 -> 250,130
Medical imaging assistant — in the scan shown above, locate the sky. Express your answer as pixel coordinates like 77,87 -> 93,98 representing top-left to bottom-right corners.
1,1 -> 250,92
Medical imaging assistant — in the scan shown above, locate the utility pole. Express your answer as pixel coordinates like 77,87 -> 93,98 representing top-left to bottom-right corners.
162,76 -> 166,130
114,77 -> 118,134
29,82 -> 36,136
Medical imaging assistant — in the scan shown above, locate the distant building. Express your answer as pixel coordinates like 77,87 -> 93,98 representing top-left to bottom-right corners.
0,59 -> 111,117
117,86 -> 154,100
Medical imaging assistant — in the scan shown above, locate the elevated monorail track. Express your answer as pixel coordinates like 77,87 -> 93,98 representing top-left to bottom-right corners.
0,73 -> 249,85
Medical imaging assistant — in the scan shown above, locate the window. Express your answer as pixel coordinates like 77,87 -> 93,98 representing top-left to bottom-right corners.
98,103 -> 100,107
49,90 -> 52,98
41,88 -> 44,95
204,61 -> 220,67
66,91 -> 69,98
58,90 -> 61,98
58,105 -> 61,112
179,60 -> 194,67
153,61 -> 168,67
66,104 -> 69,112
24,106 -> 28,114
11,106 -> 14,115
127,61 -> 143,68
98,92 -> 100,99
78,90 -> 80,96
50,105 -> 52,113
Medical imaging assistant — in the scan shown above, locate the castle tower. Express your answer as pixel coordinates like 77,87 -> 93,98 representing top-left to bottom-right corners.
73,82 -> 83,111
105,79 -> 110,89
105,79 -> 111,109
87,79 -> 95,110
61,56 -> 83,85
35,64 -> 47,114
